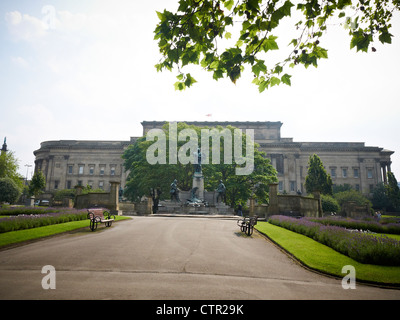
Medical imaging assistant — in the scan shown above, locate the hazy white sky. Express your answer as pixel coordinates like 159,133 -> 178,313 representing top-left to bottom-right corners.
1,0 -> 399,179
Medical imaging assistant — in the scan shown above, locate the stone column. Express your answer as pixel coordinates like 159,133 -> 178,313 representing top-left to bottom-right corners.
313,191 -> 323,217
268,183 -> 279,217
249,197 -> 255,217
109,181 -> 120,213
192,172 -> 204,200
382,163 -> 387,184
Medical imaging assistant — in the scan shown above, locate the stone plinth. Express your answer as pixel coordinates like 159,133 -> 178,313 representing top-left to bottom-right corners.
192,172 -> 204,200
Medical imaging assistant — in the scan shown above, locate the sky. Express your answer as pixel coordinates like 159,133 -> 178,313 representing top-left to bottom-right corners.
1,0 -> 399,180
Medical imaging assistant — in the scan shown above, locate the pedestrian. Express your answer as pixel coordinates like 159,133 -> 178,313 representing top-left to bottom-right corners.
237,203 -> 243,216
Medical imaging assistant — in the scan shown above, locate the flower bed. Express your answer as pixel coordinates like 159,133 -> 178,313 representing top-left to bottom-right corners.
268,215 -> 400,266
0,206 -> 63,216
0,208 -> 88,233
307,216 -> 400,235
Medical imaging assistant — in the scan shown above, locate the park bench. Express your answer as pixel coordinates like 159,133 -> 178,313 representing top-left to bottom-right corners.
237,216 -> 258,236
87,208 -> 115,231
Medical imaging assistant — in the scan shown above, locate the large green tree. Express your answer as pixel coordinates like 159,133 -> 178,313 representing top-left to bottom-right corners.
29,170 -> 46,197
122,122 -> 277,206
0,150 -> 24,190
154,0 -> 399,92
305,154 -> 333,195
386,171 -> 400,210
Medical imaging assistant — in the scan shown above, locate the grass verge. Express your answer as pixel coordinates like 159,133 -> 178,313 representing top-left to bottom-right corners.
255,221 -> 400,286
0,216 -> 131,249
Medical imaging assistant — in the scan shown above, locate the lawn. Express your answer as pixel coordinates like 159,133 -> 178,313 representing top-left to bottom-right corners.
255,221 -> 400,286
0,215 -> 131,248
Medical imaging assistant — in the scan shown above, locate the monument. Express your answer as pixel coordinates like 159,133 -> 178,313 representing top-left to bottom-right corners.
158,148 -> 234,215
191,148 -> 205,202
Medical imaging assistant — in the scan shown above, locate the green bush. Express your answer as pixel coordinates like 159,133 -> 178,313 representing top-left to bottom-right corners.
334,190 -> 372,208
0,178 -> 21,204
321,194 -> 340,213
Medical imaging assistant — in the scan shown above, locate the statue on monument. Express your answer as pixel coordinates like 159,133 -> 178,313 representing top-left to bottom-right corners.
170,179 -> 180,202
194,147 -> 202,174
216,180 -> 226,203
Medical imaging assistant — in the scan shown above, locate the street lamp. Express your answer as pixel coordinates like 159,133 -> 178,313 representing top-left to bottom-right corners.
25,164 -> 32,186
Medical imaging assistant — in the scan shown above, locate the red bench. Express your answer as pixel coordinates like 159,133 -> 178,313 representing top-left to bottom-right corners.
87,208 -> 115,231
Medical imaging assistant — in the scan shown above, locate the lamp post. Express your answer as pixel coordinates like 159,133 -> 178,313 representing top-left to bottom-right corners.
25,164 -> 32,186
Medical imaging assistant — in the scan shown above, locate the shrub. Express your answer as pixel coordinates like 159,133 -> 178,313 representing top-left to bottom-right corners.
321,194 -> 340,213
309,216 -> 400,235
268,215 -> 400,266
0,208 -> 88,233
334,190 -> 372,208
0,178 -> 21,204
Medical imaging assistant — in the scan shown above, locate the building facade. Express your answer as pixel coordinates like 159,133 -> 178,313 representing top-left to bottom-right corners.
33,121 -> 394,195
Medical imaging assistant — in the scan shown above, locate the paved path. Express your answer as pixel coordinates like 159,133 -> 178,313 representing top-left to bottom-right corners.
0,216 -> 399,300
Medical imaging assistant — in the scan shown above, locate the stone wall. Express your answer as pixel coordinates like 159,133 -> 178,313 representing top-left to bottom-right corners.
74,181 -> 120,213
267,183 -> 321,217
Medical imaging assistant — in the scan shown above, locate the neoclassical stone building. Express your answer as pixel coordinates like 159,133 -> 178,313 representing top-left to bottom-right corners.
34,121 -> 393,195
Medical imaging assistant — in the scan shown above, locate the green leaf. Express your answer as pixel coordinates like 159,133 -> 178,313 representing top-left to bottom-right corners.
174,81 -> 186,91
270,76 -> 281,87
337,0 -> 352,10
252,60 -> 267,77
225,32 -> 232,40
379,31 -> 393,44
184,73 -> 197,88
262,35 -> 279,52
156,11 -> 164,21
258,79 -> 270,93
213,69 -> 224,80
281,74 -> 292,86
224,0 -> 234,11
350,30 -> 371,52
210,60 -> 219,69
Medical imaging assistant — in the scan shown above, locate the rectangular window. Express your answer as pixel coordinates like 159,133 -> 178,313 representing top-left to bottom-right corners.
367,169 -> 373,179
278,181 -> 283,192
290,181 -> 296,192
99,181 -> 104,190
342,168 -> 347,178
89,166 -> 94,175
353,168 -> 359,178
68,165 -> 73,174
369,184 -> 374,193
330,168 -> 336,178
100,166 -> 105,175
110,166 -> 116,176
54,180 -> 59,189
67,180 -> 71,189
355,184 -> 360,192
78,165 -> 84,175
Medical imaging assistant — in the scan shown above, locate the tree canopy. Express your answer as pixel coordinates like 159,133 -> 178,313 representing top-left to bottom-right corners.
29,170 -> 46,197
122,122 -> 277,206
305,153 -> 333,195
0,150 -> 24,190
154,0 -> 399,92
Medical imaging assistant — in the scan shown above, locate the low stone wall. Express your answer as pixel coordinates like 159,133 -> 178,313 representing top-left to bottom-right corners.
75,192 -> 112,209
277,195 -> 319,217
74,181 -> 120,213
266,183 -> 321,218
